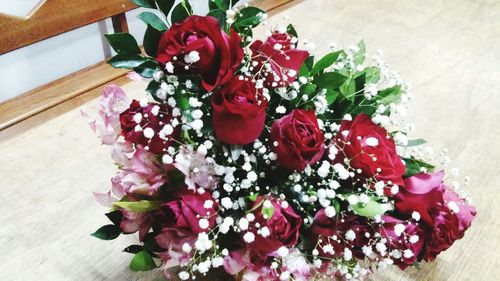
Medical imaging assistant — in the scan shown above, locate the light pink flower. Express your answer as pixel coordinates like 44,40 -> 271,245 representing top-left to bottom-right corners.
174,146 -> 219,190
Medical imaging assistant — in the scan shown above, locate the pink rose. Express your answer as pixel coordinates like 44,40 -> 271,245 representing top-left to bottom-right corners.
270,109 -> 325,171
250,31 -> 309,88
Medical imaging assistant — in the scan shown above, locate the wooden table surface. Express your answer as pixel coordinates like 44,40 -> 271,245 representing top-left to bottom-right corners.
1,0 -> 499,280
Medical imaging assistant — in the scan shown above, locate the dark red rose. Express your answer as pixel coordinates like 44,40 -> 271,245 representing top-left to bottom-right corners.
119,100 -> 179,154
161,189 -> 218,236
271,109 -> 325,171
248,196 -> 302,256
334,113 -> 406,187
395,171 -> 476,261
156,15 -> 243,91
211,77 -> 268,145
311,210 -> 373,259
379,216 -> 425,269
250,31 -> 309,88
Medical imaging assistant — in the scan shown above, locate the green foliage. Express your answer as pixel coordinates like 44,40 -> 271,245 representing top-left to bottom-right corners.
134,60 -> 160,78
108,54 -> 148,69
311,51 -> 342,76
104,33 -> 141,55
407,138 -> 427,147
287,24 -> 298,38
156,0 -> 176,16
113,200 -> 162,213
131,0 -> 156,8
232,6 -> 265,32
129,251 -> 157,272
91,224 -> 121,240
207,9 -> 228,32
299,56 -> 314,77
354,40 -> 366,65
352,197 -> 386,217
403,157 -> 435,177
314,72 -> 349,90
262,204 -> 275,220
143,25 -> 162,57
124,245 -> 143,254
105,210 -> 122,226
137,12 -> 167,31
376,85 -> 402,105
171,0 -> 193,23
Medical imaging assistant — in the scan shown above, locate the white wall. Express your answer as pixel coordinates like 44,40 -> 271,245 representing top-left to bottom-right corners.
0,1 -> 215,102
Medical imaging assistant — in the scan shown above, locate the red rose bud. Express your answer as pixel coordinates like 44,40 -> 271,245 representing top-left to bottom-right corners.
119,100 -> 179,154
250,31 -> 309,88
156,15 -> 243,91
334,113 -> 406,188
396,171 -> 476,261
161,189 -> 218,236
379,216 -> 425,269
211,77 -> 268,145
248,196 -> 302,256
271,109 -> 325,171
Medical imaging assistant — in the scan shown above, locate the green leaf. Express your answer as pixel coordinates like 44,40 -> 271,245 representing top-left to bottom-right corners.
311,51 -> 342,76
354,40 -> 366,65
143,25 -> 162,57
113,200 -> 162,213
124,245 -> 143,254
156,0 -> 176,16
129,251 -> 157,272
105,210 -> 122,225
207,9 -> 227,32
314,72 -> 349,90
91,224 -> 121,240
104,33 -> 141,55
248,193 -> 259,202
352,198 -> 386,217
407,139 -> 427,147
286,24 -> 298,38
413,261 -> 421,270
403,157 -> 435,177
376,85 -> 402,105
108,54 -> 148,69
233,7 -> 265,32
171,0 -> 193,23
325,90 -> 340,105
262,205 -> 275,220
138,12 -> 167,31
131,0 -> 155,8
134,60 -> 160,78
209,0 -> 229,10
299,56 -> 314,77
300,83 -> 317,96
363,66 -> 381,84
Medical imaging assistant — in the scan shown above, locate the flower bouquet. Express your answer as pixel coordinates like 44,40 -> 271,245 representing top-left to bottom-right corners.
85,0 -> 476,280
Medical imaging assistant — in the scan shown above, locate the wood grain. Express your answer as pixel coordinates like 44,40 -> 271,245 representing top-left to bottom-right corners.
0,0 -> 499,280
0,0 -> 136,55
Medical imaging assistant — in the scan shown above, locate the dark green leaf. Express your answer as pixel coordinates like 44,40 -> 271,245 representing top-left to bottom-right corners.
354,40 -> 366,65
146,80 -> 161,96
134,60 -> 160,78
105,210 -> 123,226
124,245 -> 143,254
91,224 -> 121,240
287,24 -> 298,38
209,0 -> 230,10
413,262 -> 421,270
407,139 -> 427,147
138,12 -> 167,31
143,25 -> 162,57
156,0 -> 176,16
114,200 -> 162,213
299,56 -> 314,77
300,83 -> 316,96
314,72 -> 349,90
233,7 -> 265,32
403,157 -> 435,177
104,33 -> 141,55
352,198 -> 385,217
171,1 -> 193,23
131,0 -> 155,8
108,54 -> 148,69
129,251 -> 157,272
311,51 -> 342,76
207,9 -> 227,32
325,90 -> 340,105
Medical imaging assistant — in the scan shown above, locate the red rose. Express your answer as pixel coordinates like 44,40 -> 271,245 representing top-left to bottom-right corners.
334,113 -> 406,187
250,31 -> 309,88
379,216 -> 425,269
161,189 -> 218,236
119,100 -> 179,154
311,211 -> 373,259
248,196 -> 302,256
395,171 -> 476,261
156,15 -> 243,91
211,77 -> 268,145
271,109 -> 325,171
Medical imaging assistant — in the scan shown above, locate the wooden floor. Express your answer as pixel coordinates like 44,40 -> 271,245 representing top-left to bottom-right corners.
1,0 -> 499,280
